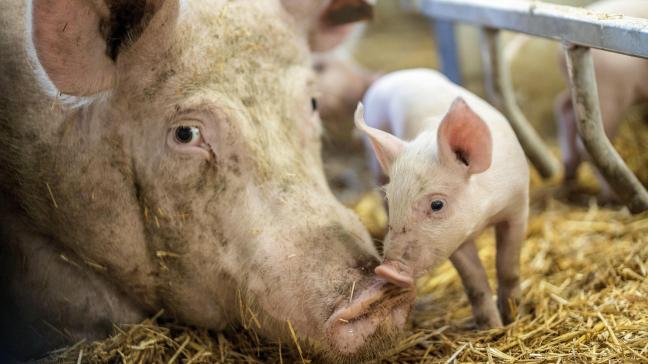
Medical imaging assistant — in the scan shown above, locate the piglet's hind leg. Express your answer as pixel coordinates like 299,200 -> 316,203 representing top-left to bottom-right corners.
495,213 -> 527,325
450,240 -> 502,329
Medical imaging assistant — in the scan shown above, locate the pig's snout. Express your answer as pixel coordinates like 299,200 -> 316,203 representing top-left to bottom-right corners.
375,259 -> 415,289
325,277 -> 415,354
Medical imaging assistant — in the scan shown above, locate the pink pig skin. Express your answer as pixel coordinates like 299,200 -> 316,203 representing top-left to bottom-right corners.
356,68 -> 529,328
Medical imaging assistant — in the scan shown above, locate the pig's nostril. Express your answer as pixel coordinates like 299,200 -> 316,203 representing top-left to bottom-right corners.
375,260 -> 414,289
325,277 -> 415,354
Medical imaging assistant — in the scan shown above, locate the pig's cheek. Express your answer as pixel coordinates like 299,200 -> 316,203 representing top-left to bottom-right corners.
301,116 -> 322,148
310,115 -> 321,136
163,155 -> 220,191
169,145 -> 211,160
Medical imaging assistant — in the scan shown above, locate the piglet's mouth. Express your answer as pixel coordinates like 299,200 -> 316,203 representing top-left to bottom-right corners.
324,279 -> 416,354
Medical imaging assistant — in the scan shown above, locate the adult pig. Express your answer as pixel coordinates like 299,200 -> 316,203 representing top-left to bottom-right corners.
356,69 -> 529,328
555,0 -> 648,198
0,0 -> 414,361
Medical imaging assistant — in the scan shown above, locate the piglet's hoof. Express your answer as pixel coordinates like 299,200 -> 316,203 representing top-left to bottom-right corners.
375,259 -> 414,289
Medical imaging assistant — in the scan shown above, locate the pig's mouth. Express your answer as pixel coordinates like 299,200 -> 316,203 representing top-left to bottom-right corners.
324,279 -> 416,355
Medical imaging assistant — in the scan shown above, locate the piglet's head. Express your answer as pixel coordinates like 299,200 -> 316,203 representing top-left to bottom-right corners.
355,98 -> 492,285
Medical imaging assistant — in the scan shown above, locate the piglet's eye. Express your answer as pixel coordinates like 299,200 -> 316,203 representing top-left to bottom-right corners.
174,126 -> 202,146
430,199 -> 445,212
311,97 -> 318,112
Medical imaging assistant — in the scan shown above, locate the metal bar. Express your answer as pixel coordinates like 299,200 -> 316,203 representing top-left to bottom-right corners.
480,28 -> 561,179
480,27 -> 501,110
421,0 -> 648,59
434,20 -> 463,85
563,44 -> 648,213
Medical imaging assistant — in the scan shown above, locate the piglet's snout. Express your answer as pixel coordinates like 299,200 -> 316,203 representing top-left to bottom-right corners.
375,259 -> 415,289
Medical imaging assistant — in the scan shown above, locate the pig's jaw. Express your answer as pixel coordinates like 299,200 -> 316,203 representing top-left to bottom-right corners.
324,279 -> 415,355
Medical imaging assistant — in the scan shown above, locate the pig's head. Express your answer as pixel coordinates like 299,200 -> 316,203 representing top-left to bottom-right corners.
355,99 -> 493,286
26,0 -> 414,359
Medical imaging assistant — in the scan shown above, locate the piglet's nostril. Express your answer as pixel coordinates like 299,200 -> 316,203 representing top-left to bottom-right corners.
375,259 -> 414,289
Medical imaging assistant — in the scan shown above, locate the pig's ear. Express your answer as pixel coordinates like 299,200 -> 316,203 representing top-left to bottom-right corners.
355,103 -> 405,175
282,0 -> 374,52
312,0 -> 373,51
30,0 -> 179,97
320,0 -> 374,27
437,98 -> 493,175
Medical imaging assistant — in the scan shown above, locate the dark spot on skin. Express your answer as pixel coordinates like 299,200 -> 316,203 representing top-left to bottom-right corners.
207,216 -> 232,252
313,61 -> 326,73
143,67 -> 176,98
193,160 -> 222,193
241,97 -> 256,107
227,154 -> 241,177
334,280 -> 352,297
133,179 -> 144,206
401,241 -> 418,261
330,224 -> 360,249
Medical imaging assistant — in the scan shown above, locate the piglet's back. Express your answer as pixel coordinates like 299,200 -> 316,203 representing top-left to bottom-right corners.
364,68 -> 525,168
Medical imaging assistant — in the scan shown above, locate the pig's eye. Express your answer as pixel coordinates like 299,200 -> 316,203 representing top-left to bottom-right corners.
430,199 -> 445,212
167,123 -> 210,158
311,97 -> 318,112
174,126 -> 202,145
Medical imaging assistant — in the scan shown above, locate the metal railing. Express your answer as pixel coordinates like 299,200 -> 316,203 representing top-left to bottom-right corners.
419,0 -> 648,213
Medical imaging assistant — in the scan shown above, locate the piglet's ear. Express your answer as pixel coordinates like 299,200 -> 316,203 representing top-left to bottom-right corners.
355,103 -> 406,175
437,98 -> 493,175
31,0 -> 178,96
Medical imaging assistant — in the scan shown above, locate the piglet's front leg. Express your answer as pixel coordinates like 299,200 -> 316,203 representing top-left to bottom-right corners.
450,240 -> 502,329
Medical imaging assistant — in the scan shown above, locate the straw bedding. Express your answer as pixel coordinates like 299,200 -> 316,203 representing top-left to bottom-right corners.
44,188 -> 647,363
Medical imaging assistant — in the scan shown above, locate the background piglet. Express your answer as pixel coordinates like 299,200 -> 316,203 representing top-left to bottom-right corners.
356,69 -> 529,328
314,52 -> 379,141
555,0 -> 648,200
309,22 -> 383,214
